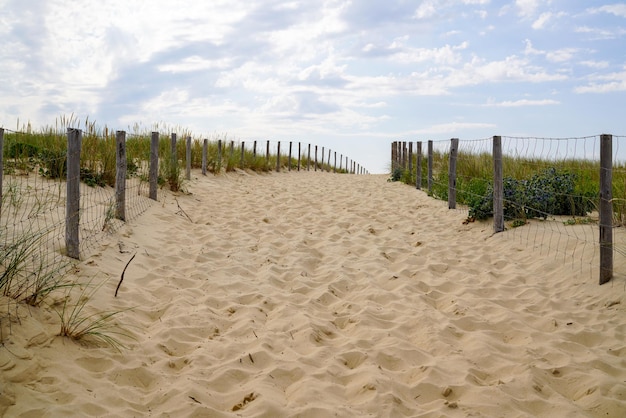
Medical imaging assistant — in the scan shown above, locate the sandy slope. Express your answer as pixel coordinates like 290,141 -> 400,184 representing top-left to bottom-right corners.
1,171 -> 625,417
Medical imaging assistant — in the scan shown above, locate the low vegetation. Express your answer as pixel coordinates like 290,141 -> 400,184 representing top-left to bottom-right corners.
390,149 -> 626,226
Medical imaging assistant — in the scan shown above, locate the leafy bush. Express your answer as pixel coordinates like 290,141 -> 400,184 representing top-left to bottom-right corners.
468,168 -> 596,221
389,167 -> 404,182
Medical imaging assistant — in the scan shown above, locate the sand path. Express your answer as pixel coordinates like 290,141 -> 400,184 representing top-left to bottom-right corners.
1,171 -> 625,417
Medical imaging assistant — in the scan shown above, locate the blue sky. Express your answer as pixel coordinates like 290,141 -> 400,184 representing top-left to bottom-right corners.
1,1 -> 625,173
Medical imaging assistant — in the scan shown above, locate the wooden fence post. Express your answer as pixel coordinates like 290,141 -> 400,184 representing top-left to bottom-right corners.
217,139 -> 222,172
391,141 -> 396,172
115,130 -> 127,221
298,142 -> 301,171
307,144 -> 311,171
66,128 -> 81,259
408,142 -> 413,179
448,138 -> 458,209
170,133 -> 177,185
186,136 -> 191,180
253,140 -> 257,158
334,152 -> 337,173
493,136 -> 504,233
202,138 -> 207,176
315,146 -> 318,171
427,140 -> 433,193
149,132 -> 158,200
327,148 -> 331,171
276,141 -> 281,172
266,140 -> 270,168
599,134 -> 613,285
289,141 -> 293,172
0,128 -> 3,215
416,141 -> 422,190
240,141 -> 245,169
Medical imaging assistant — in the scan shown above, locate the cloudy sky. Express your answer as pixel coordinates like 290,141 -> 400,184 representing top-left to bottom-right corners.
1,1 -> 625,173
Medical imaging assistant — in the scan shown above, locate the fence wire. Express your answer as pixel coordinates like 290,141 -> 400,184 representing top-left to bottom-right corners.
393,134 -> 626,281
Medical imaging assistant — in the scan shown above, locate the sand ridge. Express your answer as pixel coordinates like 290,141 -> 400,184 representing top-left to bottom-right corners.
1,171 -> 625,417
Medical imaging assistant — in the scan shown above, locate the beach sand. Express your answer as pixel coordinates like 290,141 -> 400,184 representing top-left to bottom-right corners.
1,171 -> 625,417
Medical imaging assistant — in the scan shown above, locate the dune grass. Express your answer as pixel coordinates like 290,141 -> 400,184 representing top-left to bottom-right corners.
1,117 -> 354,350
55,278 -> 134,352
395,149 -> 626,225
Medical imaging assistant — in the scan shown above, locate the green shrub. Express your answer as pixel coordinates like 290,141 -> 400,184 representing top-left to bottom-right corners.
468,168 -> 597,221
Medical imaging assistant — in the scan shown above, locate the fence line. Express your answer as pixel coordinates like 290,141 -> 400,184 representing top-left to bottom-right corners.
390,135 -> 625,285
1,127 -> 369,307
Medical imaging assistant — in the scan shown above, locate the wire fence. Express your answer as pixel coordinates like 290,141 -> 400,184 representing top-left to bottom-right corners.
390,135 -> 626,285
0,126 -> 368,309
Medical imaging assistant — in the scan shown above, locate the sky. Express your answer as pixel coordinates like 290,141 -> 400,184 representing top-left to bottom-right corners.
1,1 -> 625,173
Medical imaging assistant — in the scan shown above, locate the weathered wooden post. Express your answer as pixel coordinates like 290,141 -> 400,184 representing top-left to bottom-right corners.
266,140 -> 270,168
314,146 -> 318,172
307,144 -> 311,171
170,133 -> 177,185
599,134 -> 613,285
185,136 -> 191,180
149,132 -> 158,200
402,142 -> 407,169
408,142 -> 413,180
327,148 -> 331,171
115,131 -> 127,221
448,138 -> 458,209
66,128 -> 81,259
0,128 -> 4,214
321,147 -> 325,171
217,139 -> 223,172
240,141 -> 245,169
253,140 -> 257,158
334,152 -> 337,173
416,141 -> 422,190
428,140 -> 433,194
297,142 -> 301,171
493,136 -> 504,233
276,141 -> 281,172
391,141 -> 396,172
289,141 -> 293,172
202,138 -> 207,176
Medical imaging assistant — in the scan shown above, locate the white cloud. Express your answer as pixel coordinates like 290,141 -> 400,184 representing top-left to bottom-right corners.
484,98 -> 560,107
158,57 -> 233,73
575,68 -> 626,93
390,42 -> 469,65
414,0 -> 438,19
575,25 -> 626,40
516,0 -> 539,17
449,54 -> 568,86
590,4 -> 626,18
580,60 -> 610,69
524,39 -> 579,63
532,12 -> 552,29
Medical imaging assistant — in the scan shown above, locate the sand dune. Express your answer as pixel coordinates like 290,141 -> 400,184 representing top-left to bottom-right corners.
1,171 -> 625,417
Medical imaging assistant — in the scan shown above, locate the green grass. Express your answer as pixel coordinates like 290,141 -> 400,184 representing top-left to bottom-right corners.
395,150 -> 626,225
55,278 -> 134,352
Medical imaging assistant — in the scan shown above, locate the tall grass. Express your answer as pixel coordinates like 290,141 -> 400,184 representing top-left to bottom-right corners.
396,150 -> 626,225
